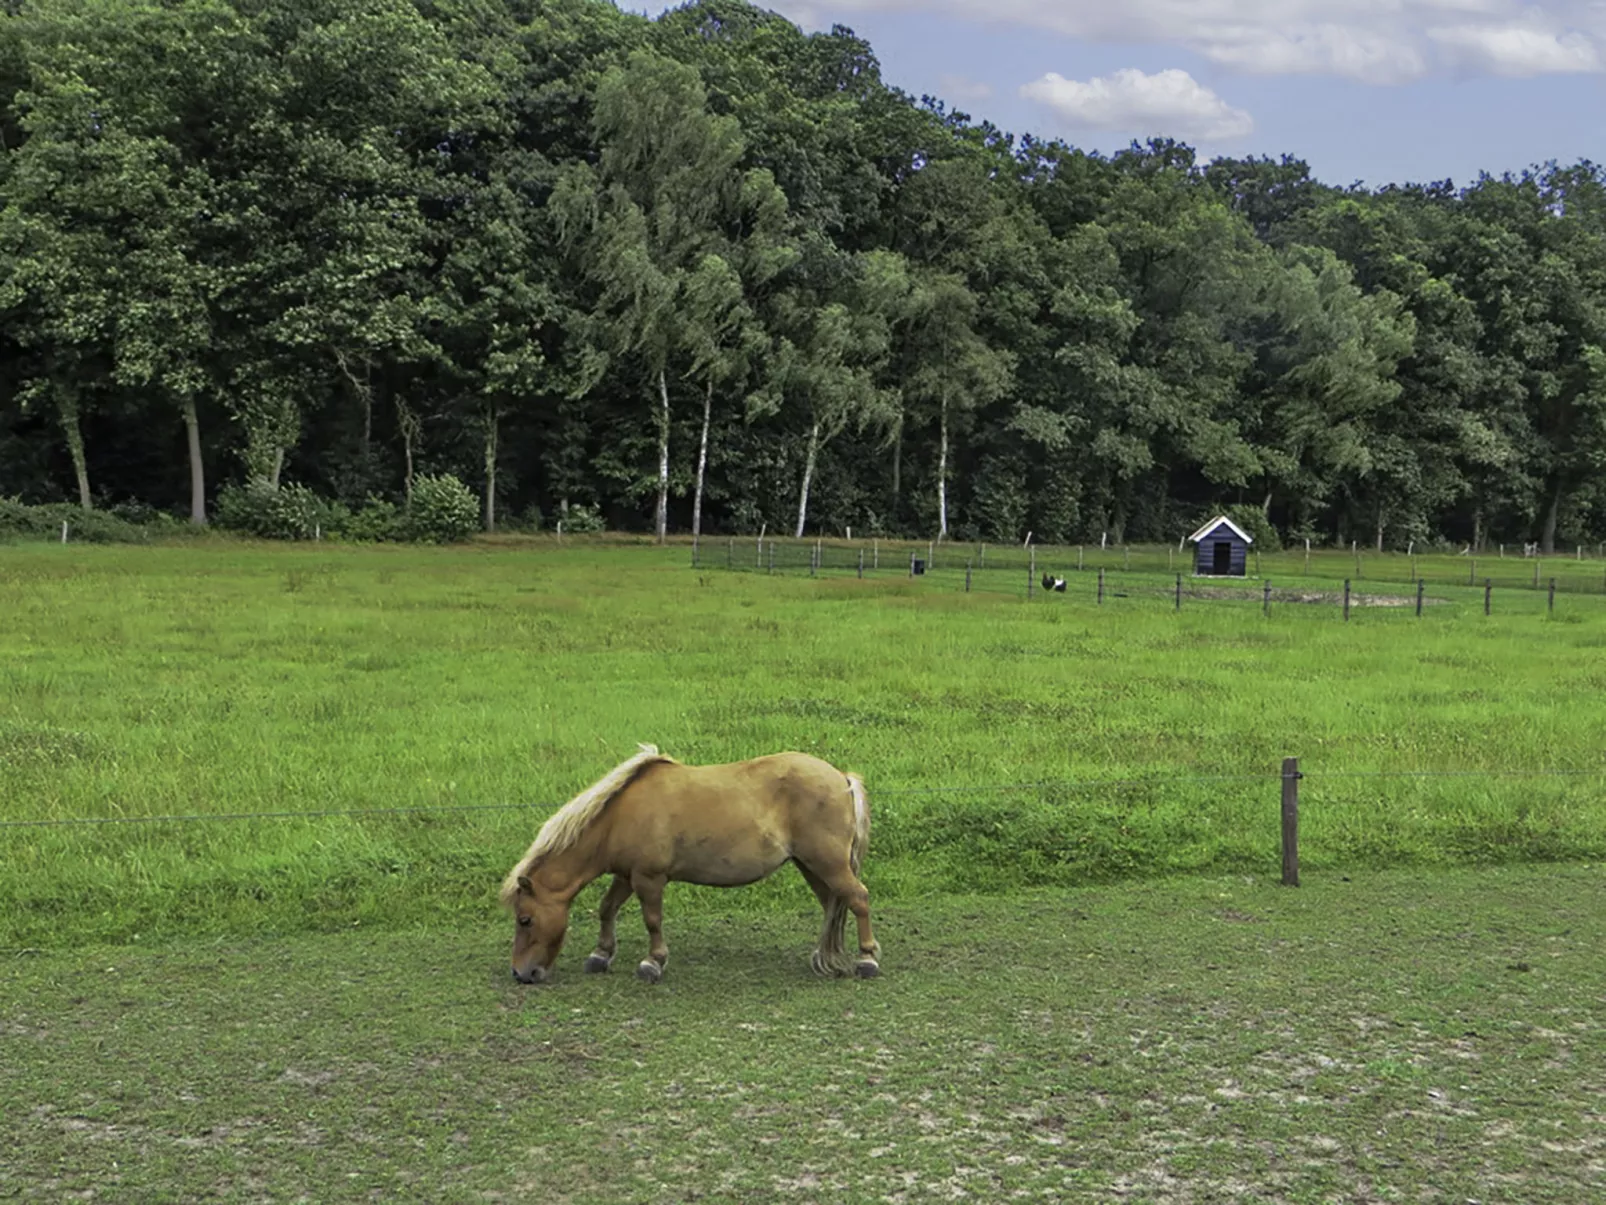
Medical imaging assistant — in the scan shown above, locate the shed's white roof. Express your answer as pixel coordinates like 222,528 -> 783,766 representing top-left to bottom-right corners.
1188,515 -> 1254,545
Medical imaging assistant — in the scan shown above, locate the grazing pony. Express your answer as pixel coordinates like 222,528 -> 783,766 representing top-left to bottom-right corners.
501,745 -> 880,984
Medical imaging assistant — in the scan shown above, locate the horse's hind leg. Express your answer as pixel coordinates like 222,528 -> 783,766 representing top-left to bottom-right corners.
585,875 -> 634,973
794,863 -> 843,977
798,860 -> 881,979
629,871 -> 669,984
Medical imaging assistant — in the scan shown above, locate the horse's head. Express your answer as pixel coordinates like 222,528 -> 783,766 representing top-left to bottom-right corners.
508,873 -> 570,984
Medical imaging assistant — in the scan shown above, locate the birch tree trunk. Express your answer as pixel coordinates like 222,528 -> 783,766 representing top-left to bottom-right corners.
795,420 -> 821,539
57,393 -> 92,510
483,405 -> 499,533
936,395 -> 949,541
891,418 -> 902,506
655,368 -> 671,544
692,377 -> 712,539
270,446 -> 285,490
181,395 -> 206,525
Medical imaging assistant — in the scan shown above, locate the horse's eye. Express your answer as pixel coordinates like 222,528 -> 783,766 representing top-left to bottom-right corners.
517,916 -> 532,928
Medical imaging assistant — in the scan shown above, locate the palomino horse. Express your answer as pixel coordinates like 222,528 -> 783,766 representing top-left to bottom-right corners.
501,745 -> 880,984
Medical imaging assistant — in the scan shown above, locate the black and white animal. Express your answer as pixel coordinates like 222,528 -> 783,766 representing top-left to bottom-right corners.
1041,573 -> 1067,593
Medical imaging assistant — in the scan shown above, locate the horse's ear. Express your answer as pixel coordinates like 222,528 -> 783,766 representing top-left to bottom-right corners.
516,875 -> 534,896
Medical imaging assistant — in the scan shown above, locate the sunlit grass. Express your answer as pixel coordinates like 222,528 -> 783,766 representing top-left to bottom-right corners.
2,538 -> 1604,948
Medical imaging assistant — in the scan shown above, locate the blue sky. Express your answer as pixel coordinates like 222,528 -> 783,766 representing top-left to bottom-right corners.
626,0 -> 1606,189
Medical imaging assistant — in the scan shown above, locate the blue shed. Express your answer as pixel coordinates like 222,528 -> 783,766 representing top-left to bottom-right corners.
1189,515 -> 1253,577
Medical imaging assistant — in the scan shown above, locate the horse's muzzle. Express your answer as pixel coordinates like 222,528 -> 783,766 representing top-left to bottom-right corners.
512,964 -> 548,985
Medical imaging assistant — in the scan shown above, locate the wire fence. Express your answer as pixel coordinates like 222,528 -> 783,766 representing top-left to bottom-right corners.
6,765 -> 1602,829
692,534 -> 1606,613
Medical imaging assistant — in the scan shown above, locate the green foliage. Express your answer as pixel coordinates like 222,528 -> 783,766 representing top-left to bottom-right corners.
403,474 -> 479,543
216,481 -> 341,541
1220,504 -> 1282,550
3,0 -> 1606,551
344,496 -> 404,542
558,502 -> 605,533
0,498 -> 154,543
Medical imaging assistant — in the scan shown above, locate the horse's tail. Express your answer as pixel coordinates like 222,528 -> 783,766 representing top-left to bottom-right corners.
846,773 -> 870,876
815,773 -> 870,977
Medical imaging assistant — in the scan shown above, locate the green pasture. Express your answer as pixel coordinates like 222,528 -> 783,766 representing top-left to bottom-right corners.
3,865 -> 1602,1202
1,537 -> 1604,951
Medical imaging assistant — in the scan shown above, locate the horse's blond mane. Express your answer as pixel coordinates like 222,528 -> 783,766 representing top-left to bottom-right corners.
500,744 -> 671,906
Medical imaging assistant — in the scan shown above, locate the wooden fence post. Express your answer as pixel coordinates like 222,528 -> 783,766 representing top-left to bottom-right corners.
1281,757 -> 1301,887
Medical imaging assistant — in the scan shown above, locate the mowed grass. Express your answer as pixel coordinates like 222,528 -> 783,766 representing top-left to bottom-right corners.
2,538 -> 1605,950
3,865 -> 1603,1202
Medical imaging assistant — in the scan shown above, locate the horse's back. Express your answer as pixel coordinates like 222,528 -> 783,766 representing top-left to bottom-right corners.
603,751 -> 857,884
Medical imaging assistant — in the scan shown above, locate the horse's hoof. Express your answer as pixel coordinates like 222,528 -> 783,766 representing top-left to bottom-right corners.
854,959 -> 881,980
635,960 -> 663,984
583,955 -> 612,974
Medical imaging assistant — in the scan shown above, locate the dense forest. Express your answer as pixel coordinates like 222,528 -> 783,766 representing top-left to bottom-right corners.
3,0 -> 1605,550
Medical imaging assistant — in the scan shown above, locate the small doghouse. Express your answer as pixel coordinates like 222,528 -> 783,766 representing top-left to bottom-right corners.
1189,515 -> 1253,577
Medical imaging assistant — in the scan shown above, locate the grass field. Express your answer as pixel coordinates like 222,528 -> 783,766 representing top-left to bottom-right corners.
4,537 -> 1605,1202
3,537 -> 1606,951
4,865 -> 1602,1202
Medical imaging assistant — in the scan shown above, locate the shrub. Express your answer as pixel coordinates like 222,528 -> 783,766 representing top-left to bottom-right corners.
557,503 -> 605,534
1220,504 -> 1281,550
345,496 -> 403,542
216,481 -> 341,540
403,474 -> 479,543
0,498 -> 153,543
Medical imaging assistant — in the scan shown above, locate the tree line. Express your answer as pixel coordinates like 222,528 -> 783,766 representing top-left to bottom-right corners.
3,0 -> 1605,551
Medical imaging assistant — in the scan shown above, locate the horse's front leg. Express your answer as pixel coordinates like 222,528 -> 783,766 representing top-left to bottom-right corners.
584,875 -> 634,973
630,871 -> 669,983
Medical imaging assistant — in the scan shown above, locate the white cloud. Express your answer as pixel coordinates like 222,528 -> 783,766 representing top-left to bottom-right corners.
939,73 -> 994,101
762,0 -> 1606,84
1021,68 -> 1254,141
1430,22 -> 1601,75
